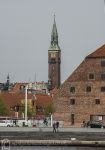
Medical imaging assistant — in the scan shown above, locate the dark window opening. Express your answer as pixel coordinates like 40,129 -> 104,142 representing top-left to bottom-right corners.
101,74 -> 105,80
101,87 -> 105,92
101,60 -> 105,67
86,86 -> 91,92
95,99 -> 100,105
70,87 -> 75,93
71,114 -> 74,125
89,74 -> 94,79
70,99 -> 75,105
48,58 -> 56,64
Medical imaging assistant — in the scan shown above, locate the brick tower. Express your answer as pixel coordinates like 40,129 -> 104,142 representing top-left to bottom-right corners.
48,16 -> 61,90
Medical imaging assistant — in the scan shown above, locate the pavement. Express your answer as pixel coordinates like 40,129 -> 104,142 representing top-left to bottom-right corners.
0,126 -> 105,132
0,127 -> 105,141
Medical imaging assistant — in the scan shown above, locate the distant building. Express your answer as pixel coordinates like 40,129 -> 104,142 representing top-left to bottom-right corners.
53,44 -> 105,127
0,74 -> 13,91
27,82 -> 49,94
11,82 -> 49,94
48,15 -> 61,90
0,91 -> 52,119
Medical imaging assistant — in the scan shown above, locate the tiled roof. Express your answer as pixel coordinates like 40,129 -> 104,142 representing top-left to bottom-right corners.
86,44 -> 105,58
11,83 -> 27,93
0,92 -> 32,112
36,94 -> 52,108
0,92 -> 52,115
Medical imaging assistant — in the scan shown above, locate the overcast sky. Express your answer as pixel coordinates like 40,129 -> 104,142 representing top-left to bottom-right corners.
0,0 -> 105,83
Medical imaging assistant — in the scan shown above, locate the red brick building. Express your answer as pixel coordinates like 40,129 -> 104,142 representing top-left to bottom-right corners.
53,44 -> 105,127
0,91 -> 52,119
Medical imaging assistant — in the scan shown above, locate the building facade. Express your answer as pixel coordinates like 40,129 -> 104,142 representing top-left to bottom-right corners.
53,44 -> 105,127
48,16 -> 61,90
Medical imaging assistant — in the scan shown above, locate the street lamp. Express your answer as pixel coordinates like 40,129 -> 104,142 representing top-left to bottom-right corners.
25,85 -> 28,121
49,113 -> 53,127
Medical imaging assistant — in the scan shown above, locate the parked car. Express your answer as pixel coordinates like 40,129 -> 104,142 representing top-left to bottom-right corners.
87,121 -> 103,128
0,120 -> 13,127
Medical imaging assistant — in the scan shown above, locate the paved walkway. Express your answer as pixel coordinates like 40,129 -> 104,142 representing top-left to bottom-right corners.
0,127 -> 105,141
0,126 -> 105,132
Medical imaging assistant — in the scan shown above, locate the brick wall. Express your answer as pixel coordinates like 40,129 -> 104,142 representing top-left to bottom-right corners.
53,57 -> 105,127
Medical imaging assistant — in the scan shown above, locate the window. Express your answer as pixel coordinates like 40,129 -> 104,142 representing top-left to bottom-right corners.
101,60 -> 105,67
95,99 -> 100,105
70,87 -> 75,93
71,114 -> 74,125
101,74 -> 105,80
89,73 -> 94,79
86,86 -> 91,92
101,87 -> 105,92
70,99 -> 75,105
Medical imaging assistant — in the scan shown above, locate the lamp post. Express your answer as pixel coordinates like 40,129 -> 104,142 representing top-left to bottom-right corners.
25,85 -> 28,121
49,113 -> 53,127
50,114 -> 53,127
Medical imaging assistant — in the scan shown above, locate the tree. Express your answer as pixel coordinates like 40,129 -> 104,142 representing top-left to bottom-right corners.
44,104 -> 53,117
0,96 -> 8,115
19,99 -> 36,118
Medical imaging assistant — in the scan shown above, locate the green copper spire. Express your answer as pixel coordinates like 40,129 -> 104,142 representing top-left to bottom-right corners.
49,15 -> 60,50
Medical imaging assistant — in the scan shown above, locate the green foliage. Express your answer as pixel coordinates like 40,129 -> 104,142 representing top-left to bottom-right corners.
19,101 -> 36,117
0,96 -> 8,115
44,104 -> 53,117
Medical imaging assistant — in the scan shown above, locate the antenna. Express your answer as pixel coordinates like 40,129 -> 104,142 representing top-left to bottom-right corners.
34,73 -> 36,83
34,73 -> 37,90
54,13 -> 55,21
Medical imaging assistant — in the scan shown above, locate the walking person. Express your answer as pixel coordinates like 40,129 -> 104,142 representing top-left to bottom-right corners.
53,122 -> 56,133
56,121 -> 59,132
43,118 -> 48,126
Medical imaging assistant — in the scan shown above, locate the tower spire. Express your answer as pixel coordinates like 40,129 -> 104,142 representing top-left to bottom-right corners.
50,15 -> 60,50
54,13 -> 55,24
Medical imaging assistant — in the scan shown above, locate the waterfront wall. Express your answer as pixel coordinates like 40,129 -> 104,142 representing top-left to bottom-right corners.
1,139 -> 105,147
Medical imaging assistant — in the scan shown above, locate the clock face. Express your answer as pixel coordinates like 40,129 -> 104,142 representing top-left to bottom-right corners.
51,53 -> 56,58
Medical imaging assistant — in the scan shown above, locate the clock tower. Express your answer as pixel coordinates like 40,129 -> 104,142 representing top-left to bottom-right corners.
48,16 -> 61,90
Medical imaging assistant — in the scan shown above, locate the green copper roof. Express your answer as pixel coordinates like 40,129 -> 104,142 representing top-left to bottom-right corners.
49,15 -> 60,51
51,15 -> 58,38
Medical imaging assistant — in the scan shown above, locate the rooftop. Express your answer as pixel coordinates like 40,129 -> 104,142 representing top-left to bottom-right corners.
86,44 -> 105,58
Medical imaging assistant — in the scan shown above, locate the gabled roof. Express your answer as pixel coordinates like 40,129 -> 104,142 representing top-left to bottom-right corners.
11,83 -> 27,93
86,44 -> 105,58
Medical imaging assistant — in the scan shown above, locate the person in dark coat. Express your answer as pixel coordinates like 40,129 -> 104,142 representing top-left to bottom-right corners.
56,121 -> 59,131
53,122 -> 56,133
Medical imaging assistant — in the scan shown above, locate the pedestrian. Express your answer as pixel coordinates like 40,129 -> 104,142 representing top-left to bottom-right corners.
56,121 -> 59,132
53,122 -> 56,133
43,118 -> 48,126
